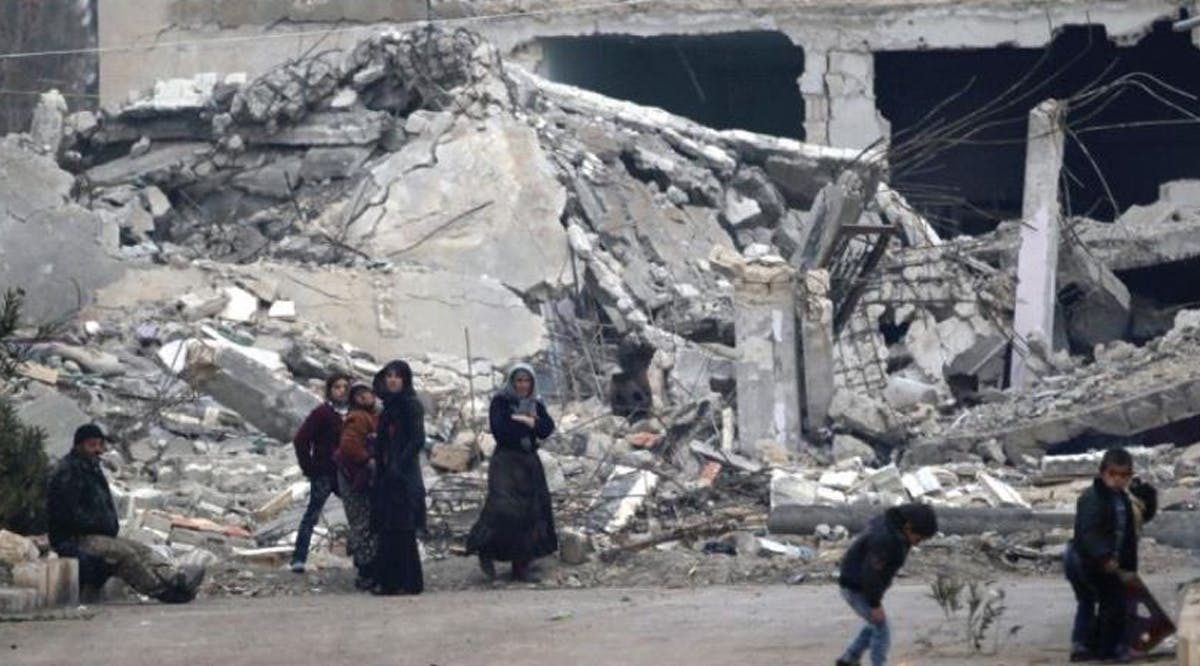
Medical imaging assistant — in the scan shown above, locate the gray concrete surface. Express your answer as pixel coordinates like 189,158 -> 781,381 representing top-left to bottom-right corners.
1,576 -> 1191,665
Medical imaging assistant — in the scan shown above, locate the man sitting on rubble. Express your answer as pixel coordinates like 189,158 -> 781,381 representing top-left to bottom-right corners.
47,424 -> 205,603
1063,447 -> 1155,662
836,503 -> 938,666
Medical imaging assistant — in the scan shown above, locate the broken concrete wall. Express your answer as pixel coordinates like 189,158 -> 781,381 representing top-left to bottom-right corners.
0,137 -> 124,323
732,258 -> 801,456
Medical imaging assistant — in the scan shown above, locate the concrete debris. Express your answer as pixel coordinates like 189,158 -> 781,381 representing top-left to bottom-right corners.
978,472 -> 1031,509
828,389 -> 905,445
181,343 -> 320,443
0,531 -> 40,567
6,24 -> 1200,595
219,286 -> 260,322
589,466 -> 660,534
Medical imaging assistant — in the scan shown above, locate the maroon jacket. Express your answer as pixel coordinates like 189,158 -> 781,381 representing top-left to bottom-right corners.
293,403 -> 343,478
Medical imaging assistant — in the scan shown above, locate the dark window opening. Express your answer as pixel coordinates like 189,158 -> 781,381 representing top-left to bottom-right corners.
1118,255 -> 1200,342
875,22 -> 1200,235
537,32 -> 805,139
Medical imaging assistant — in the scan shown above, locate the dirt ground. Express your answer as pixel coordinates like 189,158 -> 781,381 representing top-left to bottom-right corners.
2,542 -> 1195,666
2,572 -> 1193,666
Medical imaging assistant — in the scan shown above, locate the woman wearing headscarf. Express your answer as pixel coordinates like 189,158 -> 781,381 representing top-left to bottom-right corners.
334,383 -> 379,591
467,363 -> 558,582
369,360 -> 426,595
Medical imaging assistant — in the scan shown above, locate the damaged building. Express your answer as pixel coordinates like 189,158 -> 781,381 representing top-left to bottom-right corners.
2,1 -> 1200,623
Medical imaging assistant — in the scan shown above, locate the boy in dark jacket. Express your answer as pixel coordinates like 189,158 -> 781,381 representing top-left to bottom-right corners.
1063,447 -> 1144,662
290,373 -> 351,573
836,503 -> 938,666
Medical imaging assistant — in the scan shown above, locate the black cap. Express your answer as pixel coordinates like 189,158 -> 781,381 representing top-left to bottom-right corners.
73,423 -> 110,446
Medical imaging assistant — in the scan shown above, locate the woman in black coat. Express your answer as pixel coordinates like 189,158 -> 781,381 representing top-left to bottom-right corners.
466,363 -> 557,582
370,360 -> 426,595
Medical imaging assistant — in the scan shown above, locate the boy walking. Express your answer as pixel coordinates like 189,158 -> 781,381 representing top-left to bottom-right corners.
836,503 -> 939,666
1063,447 -> 1148,662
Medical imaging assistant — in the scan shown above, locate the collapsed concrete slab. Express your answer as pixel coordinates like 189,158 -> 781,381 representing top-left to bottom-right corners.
1058,240 -> 1132,351
933,317 -> 1200,453
346,117 -> 569,296
181,342 -> 321,443
0,140 -> 125,323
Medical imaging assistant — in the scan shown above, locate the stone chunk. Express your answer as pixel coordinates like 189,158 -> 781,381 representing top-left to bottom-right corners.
978,472 -> 1030,509
17,390 -> 91,457
30,90 -> 68,154
901,467 -> 943,498
219,286 -> 259,322
558,527 -> 592,565
300,146 -> 371,182
883,376 -> 939,409
12,558 -> 77,608
0,587 -> 42,614
182,343 -> 320,443
177,290 -> 229,320
429,440 -> 475,473
588,466 -> 659,533
0,530 -> 40,566
828,389 -> 905,445
831,434 -> 874,463
770,470 -> 846,508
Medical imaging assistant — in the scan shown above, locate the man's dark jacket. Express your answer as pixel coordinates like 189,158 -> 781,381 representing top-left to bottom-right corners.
1073,477 -> 1138,572
838,507 -> 911,608
47,451 -> 119,555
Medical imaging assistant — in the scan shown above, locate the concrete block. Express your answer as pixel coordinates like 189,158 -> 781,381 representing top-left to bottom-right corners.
558,528 -> 592,565
12,558 -> 76,608
0,530 -> 40,566
818,469 -> 859,491
978,472 -> 1030,509
182,344 -> 320,443
832,434 -> 875,463
0,587 -> 43,613
902,467 -> 944,498
219,286 -> 259,322
44,558 -> 78,607
883,376 -> 938,409
587,466 -> 659,534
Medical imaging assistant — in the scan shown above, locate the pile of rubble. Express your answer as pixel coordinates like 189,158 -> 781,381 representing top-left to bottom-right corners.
2,24 -> 1200,608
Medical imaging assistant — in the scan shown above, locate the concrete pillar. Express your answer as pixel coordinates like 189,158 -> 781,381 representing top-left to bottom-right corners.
734,259 -> 802,457
1010,99 -> 1066,389
824,50 -> 890,150
798,269 -> 836,430
798,55 -> 829,144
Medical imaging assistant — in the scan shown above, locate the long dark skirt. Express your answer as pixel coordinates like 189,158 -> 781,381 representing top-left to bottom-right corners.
466,446 -> 558,562
375,529 -> 423,594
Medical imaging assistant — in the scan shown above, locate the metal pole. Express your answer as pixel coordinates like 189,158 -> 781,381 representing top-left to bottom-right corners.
464,327 -> 477,428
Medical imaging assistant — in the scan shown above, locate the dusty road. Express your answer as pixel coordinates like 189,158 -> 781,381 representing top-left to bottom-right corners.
0,575 -> 1190,666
